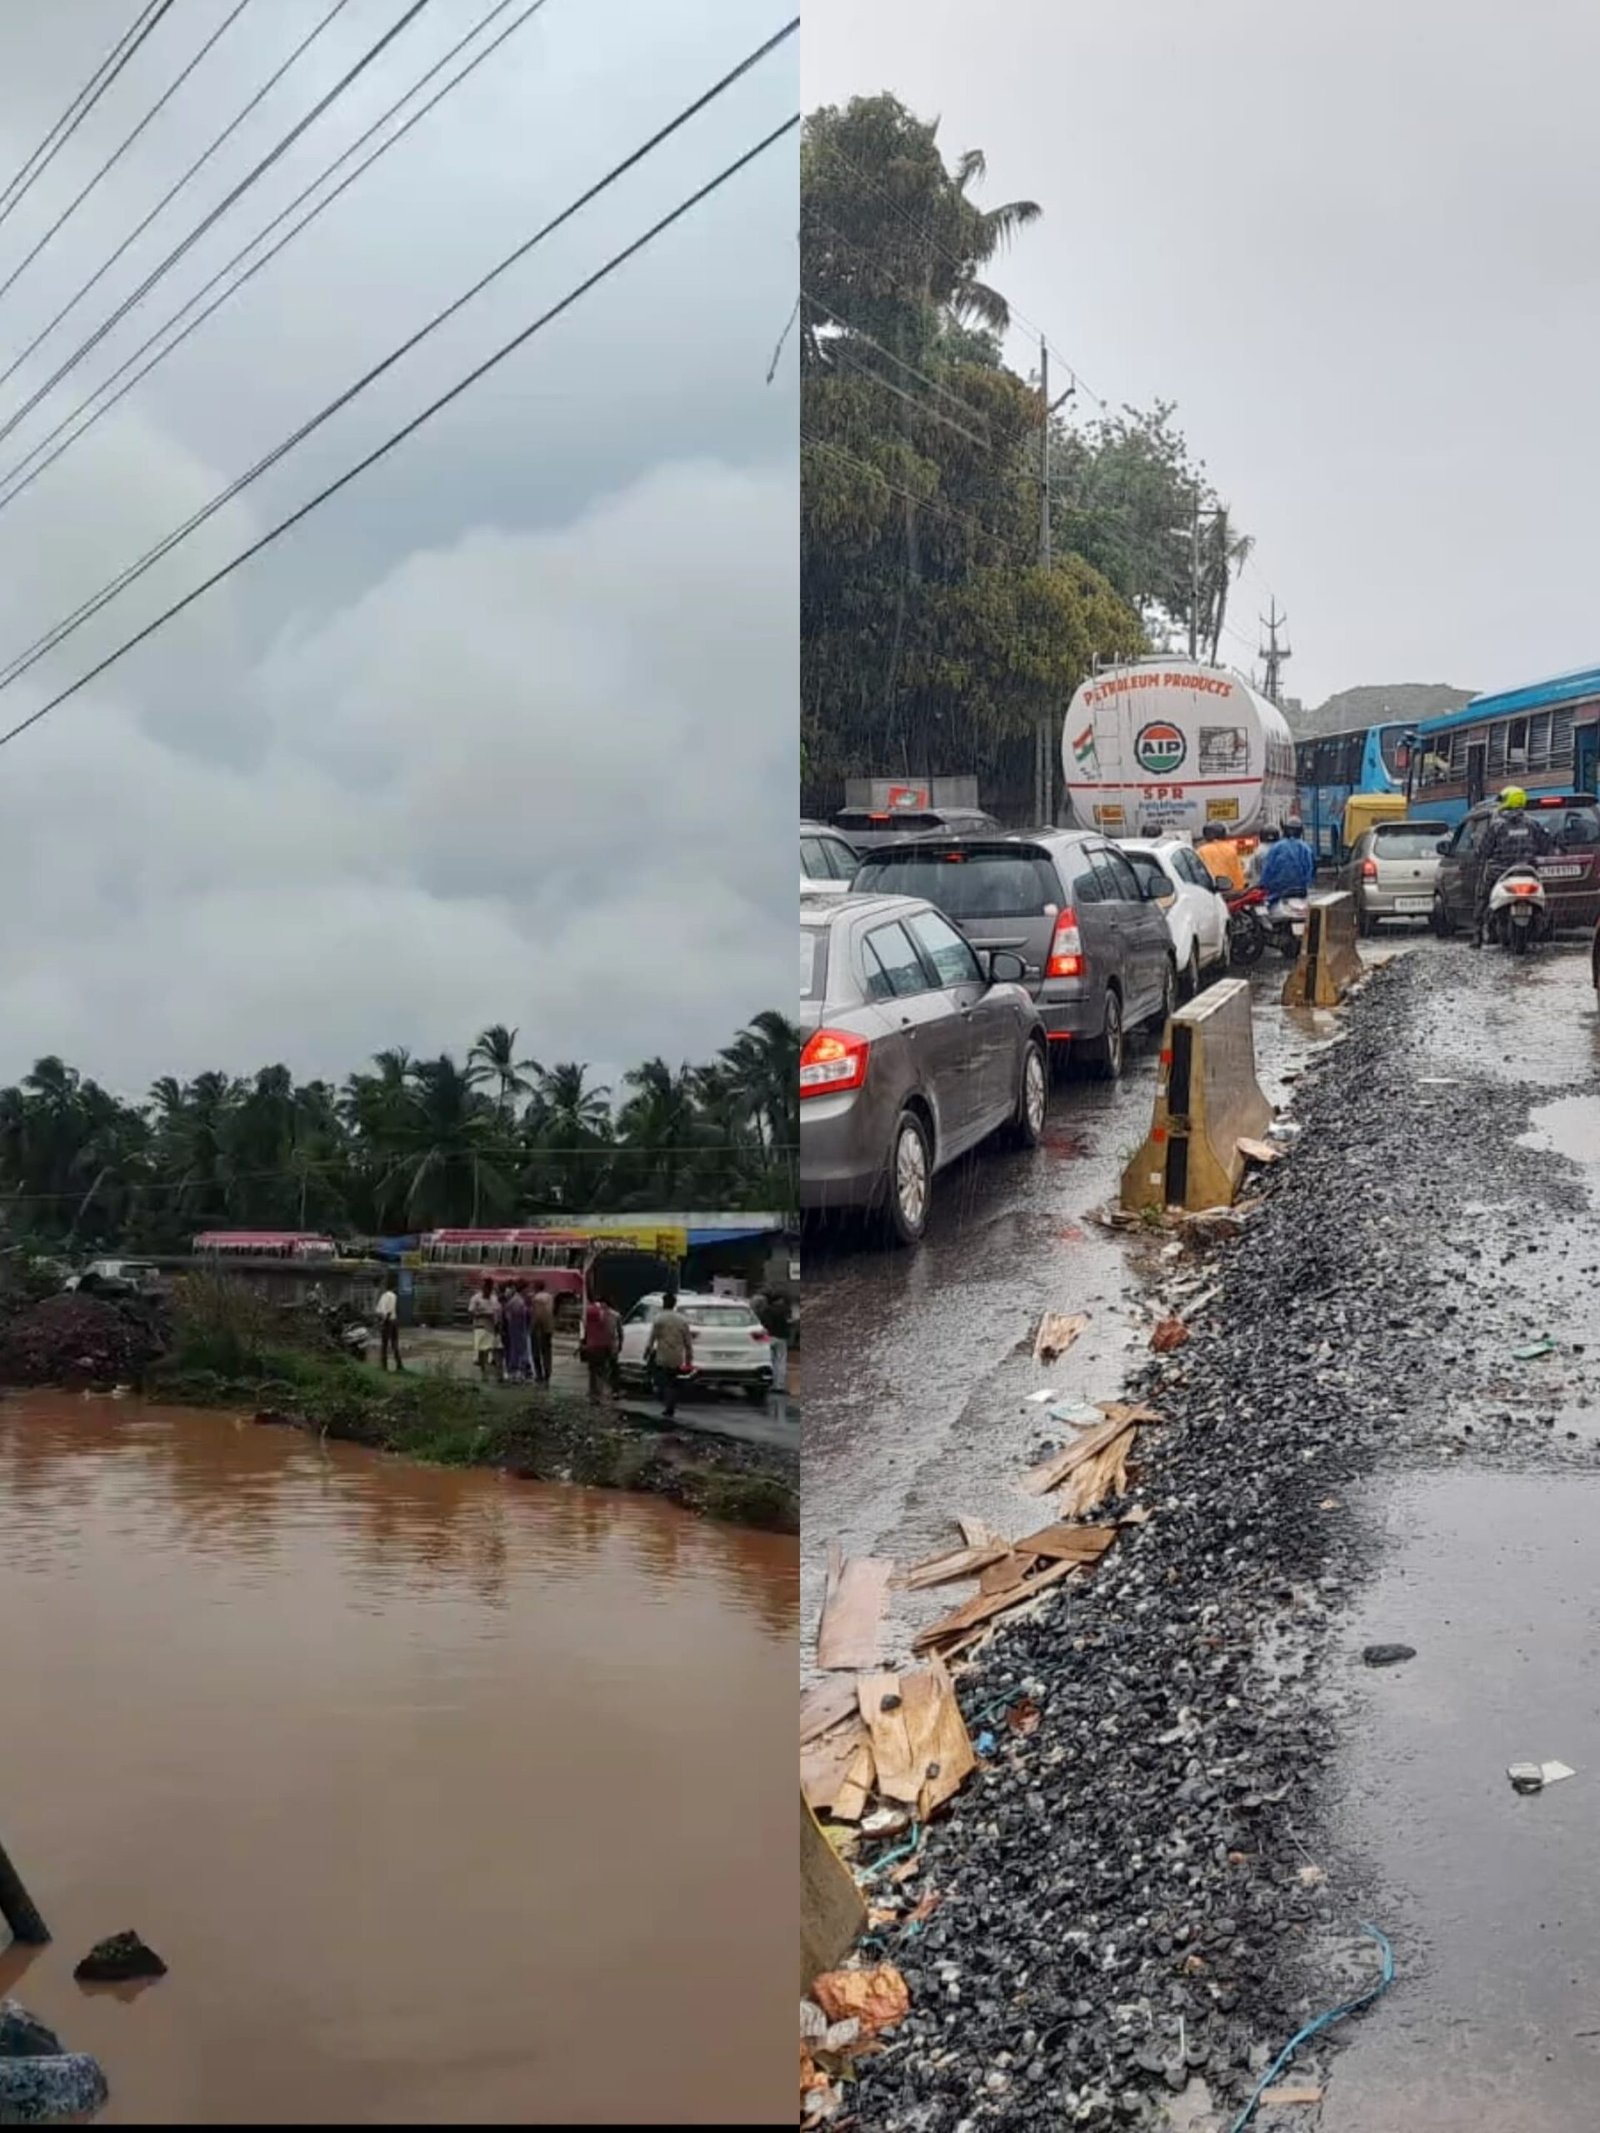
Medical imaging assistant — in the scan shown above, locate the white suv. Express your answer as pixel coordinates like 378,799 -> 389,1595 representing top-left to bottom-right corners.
618,1292 -> 774,1405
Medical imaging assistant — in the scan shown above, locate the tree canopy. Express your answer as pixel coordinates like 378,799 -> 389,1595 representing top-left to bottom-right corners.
0,1011 -> 799,1254
801,94 -> 1257,815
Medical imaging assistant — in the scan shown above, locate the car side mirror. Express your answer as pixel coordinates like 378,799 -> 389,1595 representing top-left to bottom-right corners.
1211,875 -> 1232,894
1436,839 -> 1450,856
1140,875 -> 1165,901
986,949 -> 1027,985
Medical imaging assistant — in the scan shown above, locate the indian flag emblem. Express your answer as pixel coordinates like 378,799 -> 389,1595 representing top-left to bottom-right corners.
1071,723 -> 1099,777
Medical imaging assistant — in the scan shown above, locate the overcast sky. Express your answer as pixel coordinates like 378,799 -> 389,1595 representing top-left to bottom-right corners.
803,0 -> 1600,710
0,0 -> 796,1097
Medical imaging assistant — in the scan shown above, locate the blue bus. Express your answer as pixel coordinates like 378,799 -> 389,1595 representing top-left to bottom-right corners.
1411,665 -> 1600,827
1294,724 -> 1407,858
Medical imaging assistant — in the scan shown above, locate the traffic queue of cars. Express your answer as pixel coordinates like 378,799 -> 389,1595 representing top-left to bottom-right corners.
800,818 -> 1236,1244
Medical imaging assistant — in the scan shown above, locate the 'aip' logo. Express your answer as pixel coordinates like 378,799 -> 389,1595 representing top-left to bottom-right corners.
1134,721 -> 1187,775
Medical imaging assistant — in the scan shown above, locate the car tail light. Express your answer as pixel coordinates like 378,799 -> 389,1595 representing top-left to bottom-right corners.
1361,858 -> 1378,880
1046,907 -> 1083,979
750,1328 -> 771,1343
1507,879 -> 1540,897
800,1028 -> 869,1097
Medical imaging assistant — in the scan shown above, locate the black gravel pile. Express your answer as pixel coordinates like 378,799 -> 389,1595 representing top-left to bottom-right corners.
856,950 -> 1600,2131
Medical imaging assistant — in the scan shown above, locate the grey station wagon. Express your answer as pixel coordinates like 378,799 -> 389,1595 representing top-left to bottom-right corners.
851,830 -> 1176,1079
800,891 -> 1048,1245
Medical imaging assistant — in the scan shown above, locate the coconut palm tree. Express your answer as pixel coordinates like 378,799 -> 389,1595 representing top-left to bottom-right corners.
468,1024 -> 538,1121
943,147 -> 1041,333
1201,506 -> 1256,665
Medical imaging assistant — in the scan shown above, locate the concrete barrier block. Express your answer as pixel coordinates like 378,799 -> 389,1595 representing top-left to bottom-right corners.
1119,979 -> 1272,1215
801,1792 -> 865,1994
1282,892 -> 1364,1008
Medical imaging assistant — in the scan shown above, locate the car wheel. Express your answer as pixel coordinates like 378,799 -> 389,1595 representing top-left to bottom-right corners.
881,1109 -> 932,1245
1431,894 -> 1454,938
1005,1040 -> 1048,1148
1357,902 -> 1374,939
1182,945 -> 1201,999
744,1382 -> 770,1406
1084,988 -> 1124,1081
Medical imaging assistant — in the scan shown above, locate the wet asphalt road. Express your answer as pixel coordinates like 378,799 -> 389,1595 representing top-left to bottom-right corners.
802,950 -> 1348,1663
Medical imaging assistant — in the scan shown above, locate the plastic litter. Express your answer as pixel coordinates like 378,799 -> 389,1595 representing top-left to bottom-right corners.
1508,1760 -> 1576,1794
1512,1338 -> 1559,1361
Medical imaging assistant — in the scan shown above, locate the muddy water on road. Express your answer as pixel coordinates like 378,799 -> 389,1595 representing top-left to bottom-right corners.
802,950 -> 1380,1663
0,1396 -> 795,2125
1324,1469 -> 1600,2133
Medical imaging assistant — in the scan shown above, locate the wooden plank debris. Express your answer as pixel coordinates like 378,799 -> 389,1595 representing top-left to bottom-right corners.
817,1543 -> 893,1671
1236,1136 -> 1282,1165
857,1674 -> 919,1806
802,1718 -> 870,1813
900,1537 -> 1011,1591
1010,1520 -> 1118,1564
831,1742 -> 875,1823
801,1677 -> 860,1744
912,1554 -> 1081,1652
1033,1310 -> 1089,1364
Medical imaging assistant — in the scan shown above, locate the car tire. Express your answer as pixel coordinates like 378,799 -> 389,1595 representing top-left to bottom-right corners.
1357,902 -> 1374,939
1083,987 -> 1124,1081
1005,1040 -> 1048,1149
880,1109 -> 932,1246
745,1383 -> 770,1406
1431,894 -> 1455,938
1182,945 -> 1201,999
1146,956 -> 1177,1034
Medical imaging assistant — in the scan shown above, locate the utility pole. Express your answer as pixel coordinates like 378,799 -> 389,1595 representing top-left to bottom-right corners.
1188,491 -> 1201,661
1034,336 -> 1074,823
1259,600 -> 1292,706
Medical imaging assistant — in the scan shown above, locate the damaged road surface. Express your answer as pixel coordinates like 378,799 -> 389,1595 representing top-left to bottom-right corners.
812,939 -> 1600,2130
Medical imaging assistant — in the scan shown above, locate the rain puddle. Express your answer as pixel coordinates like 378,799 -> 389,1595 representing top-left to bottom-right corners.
1521,1092 -> 1600,1167
1321,1469 -> 1600,2131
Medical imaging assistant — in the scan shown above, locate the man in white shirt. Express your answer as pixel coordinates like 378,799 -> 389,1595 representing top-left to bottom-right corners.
377,1277 -> 403,1372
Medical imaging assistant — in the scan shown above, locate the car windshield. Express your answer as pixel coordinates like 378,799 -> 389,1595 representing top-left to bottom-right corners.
801,929 -> 826,999
1372,825 -> 1449,858
853,849 -> 1057,917
681,1303 -> 758,1327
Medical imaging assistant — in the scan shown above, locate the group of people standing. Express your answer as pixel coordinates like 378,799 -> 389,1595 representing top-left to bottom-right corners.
468,1277 -> 560,1386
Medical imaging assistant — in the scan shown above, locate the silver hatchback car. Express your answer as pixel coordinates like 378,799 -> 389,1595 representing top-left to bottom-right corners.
1338,819 -> 1450,933
800,891 -> 1048,1245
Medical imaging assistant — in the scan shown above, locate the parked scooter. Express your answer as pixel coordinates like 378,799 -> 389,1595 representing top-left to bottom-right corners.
1484,863 -> 1550,954
1266,895 -> 1309,961
1225,884 -> 1268,967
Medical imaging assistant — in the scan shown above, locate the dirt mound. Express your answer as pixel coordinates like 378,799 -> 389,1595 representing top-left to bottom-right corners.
0,1293 -> 167,1386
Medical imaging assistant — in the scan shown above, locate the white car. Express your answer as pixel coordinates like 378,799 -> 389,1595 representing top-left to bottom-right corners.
618,1291 -> 775,1405
1117,836 -> 1229,996
801,821 -> 861,898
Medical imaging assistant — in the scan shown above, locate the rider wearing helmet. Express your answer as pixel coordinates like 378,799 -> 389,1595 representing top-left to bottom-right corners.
1245,822 -> 1280,887
1260,816 -> 1317,903
1196,817 -> 1245,892
1472,786 -> 1551,946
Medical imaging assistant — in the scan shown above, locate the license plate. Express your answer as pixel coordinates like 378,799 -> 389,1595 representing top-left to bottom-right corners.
1540,864 -> 1585,880
1396,897 -> 1432,912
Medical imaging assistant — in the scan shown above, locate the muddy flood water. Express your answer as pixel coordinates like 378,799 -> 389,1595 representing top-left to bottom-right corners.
0,1396 -> 796,2125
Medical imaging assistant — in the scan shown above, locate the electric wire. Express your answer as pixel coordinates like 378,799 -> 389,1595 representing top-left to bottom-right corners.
0,20 -> 796,714
0,0 -> 550,525
0,101 -> 799,755
0,0 -> 177,236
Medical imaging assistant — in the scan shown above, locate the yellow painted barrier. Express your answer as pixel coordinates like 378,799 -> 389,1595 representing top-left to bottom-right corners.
801,1793 -> 865,1993
1119,978 -> 1272,1215
1282,891 -> 1364,1008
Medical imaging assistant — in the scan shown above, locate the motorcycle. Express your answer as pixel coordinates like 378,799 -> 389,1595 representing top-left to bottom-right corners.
1485,863 -> 1549,954
1225,884 -> 1268,967
1266,895 -> 1309,961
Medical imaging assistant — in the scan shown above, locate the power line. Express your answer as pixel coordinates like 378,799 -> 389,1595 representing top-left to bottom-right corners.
0,0 -> 257,314
0,0 -> 364,424
0,18 -> 796,711
0,99 -> 800,755
0,0 -> 177,236
800,286 -> 994,446
0,0 -> 543,526
802,429 -> 1042,573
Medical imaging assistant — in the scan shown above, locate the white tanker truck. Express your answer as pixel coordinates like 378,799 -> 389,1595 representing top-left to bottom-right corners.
1061,657 -> 1296,841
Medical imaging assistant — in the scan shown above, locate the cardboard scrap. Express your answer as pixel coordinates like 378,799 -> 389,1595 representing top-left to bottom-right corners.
831,1743 -> 875,1822
1033,1310 -> 1089,1364
899,1656 -> 976,1817
802,1717 -> 870,1813
1261,2088 -> 1323,2107
1151,1315 -> 1190,1353
812,1964 -> 910,2037
817,1543 -> 893,1671
857,1674 -> 918,1805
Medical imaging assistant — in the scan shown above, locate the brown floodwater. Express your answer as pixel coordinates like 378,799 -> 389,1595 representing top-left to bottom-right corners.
0,1395 -> 796,2125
